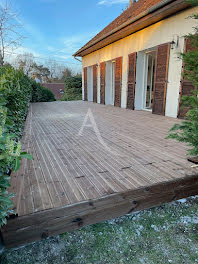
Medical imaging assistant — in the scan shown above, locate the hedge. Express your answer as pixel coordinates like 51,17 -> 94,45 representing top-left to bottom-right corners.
62,76 -> 82,101
0,65 -> 55,226
32,82 -> 55,103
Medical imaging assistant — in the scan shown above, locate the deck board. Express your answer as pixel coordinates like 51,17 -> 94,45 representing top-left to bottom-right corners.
1,101 -> 198,248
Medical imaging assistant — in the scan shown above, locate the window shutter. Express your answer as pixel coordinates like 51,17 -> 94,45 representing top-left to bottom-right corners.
100,62 -> 105,104
127,52 -> 137,110
152,43 -> 170,115
93,64 -> 97,103
178,38 -> 195,118
114,57 -> 122,107
84,67 -> 87,101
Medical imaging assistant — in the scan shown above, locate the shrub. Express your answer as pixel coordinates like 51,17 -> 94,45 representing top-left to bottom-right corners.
32,82 -> 55,103
0,66 -> 58,226
0,109 -> 32,226
38,87 -> 56,102
168,93 -> 198,156
167,6 -> 198,157
0,66 -> 32,137
31,81 -> 40,102
62,76 -> 82,101
0,65 -> 32,226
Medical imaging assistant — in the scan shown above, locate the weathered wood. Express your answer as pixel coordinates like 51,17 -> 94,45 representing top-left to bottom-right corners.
153,43 -> 170,115
2,173 -> 198,248
100,62 -> 105,104
114,57 -> 122,107
1,101 -> 198,248
93,64 -> 97,103
178,38 -> 196,118
127,52 -> 136,110
188,157 -> 198,164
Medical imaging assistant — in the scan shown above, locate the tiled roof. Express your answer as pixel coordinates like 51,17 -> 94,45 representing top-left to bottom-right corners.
74,0 -> 190,57
82,0 -> 163,49
42,83 -> 65,100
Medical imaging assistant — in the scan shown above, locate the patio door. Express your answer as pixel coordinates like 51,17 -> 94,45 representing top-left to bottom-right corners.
87,66 -> 93,102
105,60 -> 115,106
144,51 -> 156,110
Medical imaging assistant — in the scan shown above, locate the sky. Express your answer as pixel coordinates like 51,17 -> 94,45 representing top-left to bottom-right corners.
1,0 -> 129,73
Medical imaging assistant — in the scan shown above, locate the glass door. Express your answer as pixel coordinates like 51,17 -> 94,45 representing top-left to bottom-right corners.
145,51 -> 156,110
112,61 -> 115,106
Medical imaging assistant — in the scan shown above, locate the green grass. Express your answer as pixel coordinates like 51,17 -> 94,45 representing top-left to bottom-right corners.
1,196 -> 198,264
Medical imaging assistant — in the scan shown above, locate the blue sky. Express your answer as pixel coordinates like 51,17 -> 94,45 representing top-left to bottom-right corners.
3,0 -> 128,73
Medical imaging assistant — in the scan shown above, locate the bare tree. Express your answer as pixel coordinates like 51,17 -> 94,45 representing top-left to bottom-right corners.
16,52 -> 35,76
0,1 -> 24,66
46,58 -> 58,81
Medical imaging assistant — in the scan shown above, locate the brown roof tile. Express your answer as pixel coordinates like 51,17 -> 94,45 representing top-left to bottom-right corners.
83,0 -> 163,48
74,0 -> 190,56
42,83 -> 65,100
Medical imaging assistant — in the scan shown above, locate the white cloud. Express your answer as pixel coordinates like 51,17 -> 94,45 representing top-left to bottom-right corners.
60,31 -> 98,55
98,0 -> 128,6
4,46 -> 43,64
47,46 -> 56,52
15,47 -> 42,57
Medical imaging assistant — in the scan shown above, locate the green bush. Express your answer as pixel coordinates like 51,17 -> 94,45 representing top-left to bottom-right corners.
62,76 -> 82,101
0,66 -> 56,226
38,87 -> 56,102
167,6 -> 198,157
167,92 -> 198,156
31,81 -> 40,102
0,65 -> 33,226
0,108 -> 32,225
32,82 -> 55,103
0,66 -> 32,137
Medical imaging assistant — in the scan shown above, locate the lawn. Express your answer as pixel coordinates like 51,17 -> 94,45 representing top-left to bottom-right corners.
1,196 -> 198,264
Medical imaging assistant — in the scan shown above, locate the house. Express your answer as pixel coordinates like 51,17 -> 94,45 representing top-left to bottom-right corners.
41,83 -> 65,100
73,0 -> 198,118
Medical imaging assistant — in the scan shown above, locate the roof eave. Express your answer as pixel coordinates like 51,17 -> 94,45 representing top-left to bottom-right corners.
73,0 -> 191,58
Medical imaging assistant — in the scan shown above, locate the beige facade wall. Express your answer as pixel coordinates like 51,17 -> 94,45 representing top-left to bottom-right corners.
82,7 -> 198,118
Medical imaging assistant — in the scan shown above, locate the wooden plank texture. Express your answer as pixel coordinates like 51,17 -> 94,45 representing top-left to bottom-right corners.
100,62 -> 105,104
114,57 -> 122,107
153,43 -> 170,115
178,38 -> 196,118
127,52 -> 136,110
1,101 -> 198,248
93,64 -> 97,103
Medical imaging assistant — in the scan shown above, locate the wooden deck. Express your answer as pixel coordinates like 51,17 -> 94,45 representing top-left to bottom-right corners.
1,101 -> 198,248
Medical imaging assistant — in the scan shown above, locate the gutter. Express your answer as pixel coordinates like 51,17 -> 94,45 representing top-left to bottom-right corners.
73,0 -> 188,57
74,57 -> 82,63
